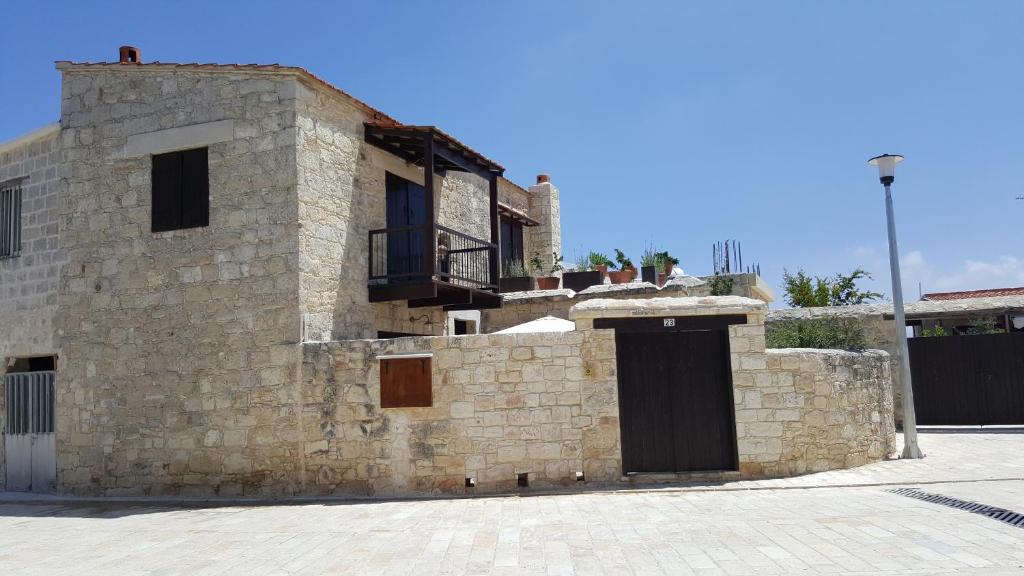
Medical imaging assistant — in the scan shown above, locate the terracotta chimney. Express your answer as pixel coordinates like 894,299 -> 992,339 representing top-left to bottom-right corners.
119,46 -> 141,64
536,173 -> 550,184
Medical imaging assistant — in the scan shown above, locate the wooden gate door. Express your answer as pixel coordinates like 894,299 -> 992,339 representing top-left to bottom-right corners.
908,332 -> 1024,425
612,327 -> 738,473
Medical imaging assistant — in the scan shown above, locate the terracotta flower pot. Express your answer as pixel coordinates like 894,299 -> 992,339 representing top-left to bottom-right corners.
662,261 -> 674,276
607,271 -> 630,284
595,264 -> 608,280
536,276 -> 560,290
625,267 -> 637,282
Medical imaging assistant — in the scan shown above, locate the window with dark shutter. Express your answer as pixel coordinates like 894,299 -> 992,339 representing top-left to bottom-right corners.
500,217 -> 524,270
380,356 -> 432,408
152,147 -> 209,232
0,181 -> 22,259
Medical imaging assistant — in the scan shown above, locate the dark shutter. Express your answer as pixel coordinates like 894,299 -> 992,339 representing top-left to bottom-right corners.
181,147 -> 209,228
499,217 -> 524,269
380,357 -> 432,408
151,147 -> 208,232
151,152 -> 182,232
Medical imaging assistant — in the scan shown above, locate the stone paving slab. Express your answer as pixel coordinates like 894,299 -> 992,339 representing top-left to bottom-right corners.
0,431 -> 1022,575
0,481 -> 1022,575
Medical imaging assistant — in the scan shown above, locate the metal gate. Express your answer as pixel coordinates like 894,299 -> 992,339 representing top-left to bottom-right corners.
596,316 -> 742,474
908,333 -> 1024,425
4,371 -> 56,491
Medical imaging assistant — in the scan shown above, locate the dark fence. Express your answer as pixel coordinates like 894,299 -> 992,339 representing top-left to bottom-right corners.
908,332 -> 1024,425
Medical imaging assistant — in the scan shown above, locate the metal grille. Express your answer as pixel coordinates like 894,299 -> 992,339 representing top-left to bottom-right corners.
4,372 -> 55,435
0,183 -> 22,258
889,487 -> 1024,528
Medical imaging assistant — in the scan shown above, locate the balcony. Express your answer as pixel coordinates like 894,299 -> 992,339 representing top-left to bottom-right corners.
368,224 -> 501,310
363,122 -> 507,311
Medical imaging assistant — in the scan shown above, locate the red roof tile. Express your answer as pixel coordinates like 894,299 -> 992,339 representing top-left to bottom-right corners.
922,287 -> 1024,301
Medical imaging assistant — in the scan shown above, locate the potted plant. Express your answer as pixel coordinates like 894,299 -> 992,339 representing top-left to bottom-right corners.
562,251 -> 607,292
588,251 -> 614,280
499,259 -> 535,293
532,252 -> 563,290
656,250 -> 679,277
608,249 -> 637,284
640,246 -> 659,285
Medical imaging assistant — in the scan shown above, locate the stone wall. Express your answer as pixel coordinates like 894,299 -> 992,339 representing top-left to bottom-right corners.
55,65 -> 305,495
733,348 -> 895,476
0,126 -> 63,359
763,297 -> 1024,426
573,296 -> 896,479
301,330 -> 620,495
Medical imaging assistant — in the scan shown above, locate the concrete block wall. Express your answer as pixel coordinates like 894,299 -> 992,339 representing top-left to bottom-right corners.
0,127 -> 64,359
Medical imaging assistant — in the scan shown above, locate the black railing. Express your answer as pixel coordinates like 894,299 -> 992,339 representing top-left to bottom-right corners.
369,224 -> 497,291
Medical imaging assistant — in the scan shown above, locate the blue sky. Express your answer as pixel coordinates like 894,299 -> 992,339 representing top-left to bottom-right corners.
2,1 -> 1022,304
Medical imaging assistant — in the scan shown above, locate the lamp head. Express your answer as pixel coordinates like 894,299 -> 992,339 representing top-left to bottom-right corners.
868,154 -> 904,185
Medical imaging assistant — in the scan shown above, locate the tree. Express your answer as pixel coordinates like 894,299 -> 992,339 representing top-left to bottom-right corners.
782,268 -> 883,308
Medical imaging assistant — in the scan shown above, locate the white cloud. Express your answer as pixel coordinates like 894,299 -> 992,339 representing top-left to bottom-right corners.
900,251 -> 1024,295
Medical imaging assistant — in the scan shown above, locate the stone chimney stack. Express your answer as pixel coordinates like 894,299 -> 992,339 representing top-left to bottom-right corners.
528,173 -> 562,275
119,46 -> 141,64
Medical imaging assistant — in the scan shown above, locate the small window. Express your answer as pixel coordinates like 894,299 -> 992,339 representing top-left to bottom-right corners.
0,182 -> 22,258
152,147 -> 209,232
500,217 -> 524,271
380,356 -> 432,408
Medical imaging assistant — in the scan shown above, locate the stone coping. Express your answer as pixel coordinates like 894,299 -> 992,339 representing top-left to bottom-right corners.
500,288 -> 575,303
576,282 -> 658,297
570,296 -> 766,319
767,295 -> 1024,321
499,276 -> 708,304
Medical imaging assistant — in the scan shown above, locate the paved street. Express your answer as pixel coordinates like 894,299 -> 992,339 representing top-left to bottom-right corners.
1,431 -> 1022,575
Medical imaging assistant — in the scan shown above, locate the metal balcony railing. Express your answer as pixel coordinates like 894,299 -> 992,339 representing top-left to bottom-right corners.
369,224 -> 497,291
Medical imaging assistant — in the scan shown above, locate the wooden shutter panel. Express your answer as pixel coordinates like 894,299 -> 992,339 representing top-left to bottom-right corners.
181,147 -> 209,228
151,152 -> 182,232
380,357 -> 432,408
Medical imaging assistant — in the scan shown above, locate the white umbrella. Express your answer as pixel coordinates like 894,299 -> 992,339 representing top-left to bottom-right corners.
494,316 -> 575,334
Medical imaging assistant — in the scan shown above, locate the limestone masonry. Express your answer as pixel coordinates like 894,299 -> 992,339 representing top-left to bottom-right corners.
0,49 -> 894,496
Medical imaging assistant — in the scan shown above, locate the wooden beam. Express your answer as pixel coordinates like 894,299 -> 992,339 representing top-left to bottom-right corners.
432,143 -> 493,180
489,172 -> 500,288
408,286 -> 474,308
368,282 -> 437,303
423,133 -> 436,280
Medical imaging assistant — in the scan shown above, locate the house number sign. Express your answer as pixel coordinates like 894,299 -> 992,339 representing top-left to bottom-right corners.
663,318 -> 676,327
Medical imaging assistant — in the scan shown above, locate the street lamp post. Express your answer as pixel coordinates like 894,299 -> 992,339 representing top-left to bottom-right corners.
868,154 -> 923,459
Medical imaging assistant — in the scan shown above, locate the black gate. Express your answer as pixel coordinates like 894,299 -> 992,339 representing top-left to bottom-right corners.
908,332 -> 1024,425
597,316 -> 741,473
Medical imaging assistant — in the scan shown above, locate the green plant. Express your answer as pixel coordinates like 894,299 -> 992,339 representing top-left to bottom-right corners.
502,259 -> 527,278
529,252 -> 544,275
572,252 -> 591,272
765,317 -> 867,351
965,316 -> 1003,335
532,251 -> 563,276
613,249 -> 634,270
640,246 -> 659,267
708,274 -> 734,296
588,251 -> 613,269
921,325 -> 947,337
654,250 -> 679,267
782,268 -> 884,307
549,252 -> 564,274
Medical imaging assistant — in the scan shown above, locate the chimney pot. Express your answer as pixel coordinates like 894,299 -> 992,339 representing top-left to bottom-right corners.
119,46 -> 141,65
536,174 -> 550,184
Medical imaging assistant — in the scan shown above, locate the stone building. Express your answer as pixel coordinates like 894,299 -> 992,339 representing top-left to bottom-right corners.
0,47 -> 560,492
1,47 -> 892,496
